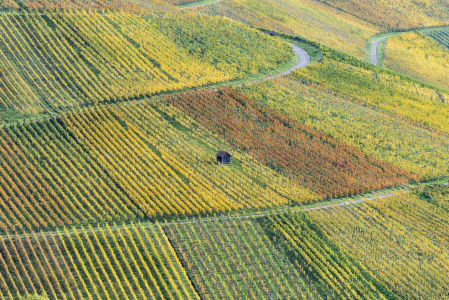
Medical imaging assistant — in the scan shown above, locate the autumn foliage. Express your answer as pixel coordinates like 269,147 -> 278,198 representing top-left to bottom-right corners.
0,223 -> 199,299
238,76 -> 449,180
167,87 -> 415,199
0,10 -> 291,121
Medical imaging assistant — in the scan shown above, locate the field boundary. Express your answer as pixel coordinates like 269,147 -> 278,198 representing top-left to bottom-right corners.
0,39 -> 310,128
177,0 -> 222,8
3,178 -> 447,240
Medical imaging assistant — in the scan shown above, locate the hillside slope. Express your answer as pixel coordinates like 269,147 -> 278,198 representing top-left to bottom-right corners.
0,9 -> 291,122
0,99 -> 318,232
187,0 -> 377,59
0,0 -> 163,12
239,76 -> 449,180
382,31 -> 449,90
165,218 -> 322,299
309,0 -> 449,30
292,45 -> 449,136
0,222 -> 200,300
261,192 -> 449,299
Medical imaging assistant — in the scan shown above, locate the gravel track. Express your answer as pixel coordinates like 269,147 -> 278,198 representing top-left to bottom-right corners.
238,43 -> 311,86
370,36 -> 390,65
4,189 -> 413,239
0,42 -> 310,127
182,0 -> 222,8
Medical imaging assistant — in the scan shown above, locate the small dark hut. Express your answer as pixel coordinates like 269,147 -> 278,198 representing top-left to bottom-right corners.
216,151 -> 232,164
262,31 -> 278,37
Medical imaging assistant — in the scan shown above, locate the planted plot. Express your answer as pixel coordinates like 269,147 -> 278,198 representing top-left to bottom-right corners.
0,45 -> 42,116
0,99 -> 317,232
412,183 -> 449,214
382,32 -> 449,90
0,0 -> 159,12
187,0 -> 377,59
260,193 -> 449,299
261,212 -> 395,299
165,218 -> 322,299
0,118 -> 143,232
116,100 -> 318,212
300,0 -> 449,30
425,26 -> 449,49
167,0 -> 199,5
239,76 -> 449,180
64,107 -> 230,218
0,10 -> 291,121
168,87 -> 414,199
293,48 -> 449,136
0,223 -> 199,300
305,193 -> 449,299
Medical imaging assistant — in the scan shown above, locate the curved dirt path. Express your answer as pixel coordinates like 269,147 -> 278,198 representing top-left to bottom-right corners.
370,36 -> 390,65
1,43 -> 310,128
283,43 -> 312,74
181,0 -> 222,8
237,43 -> 311,86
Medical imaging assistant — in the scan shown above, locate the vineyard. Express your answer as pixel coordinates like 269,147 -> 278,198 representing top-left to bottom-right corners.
166,0 -> 199,5
0,119 -> 143,232
259,192 -> 449,299
413,183 -> 449,211
0,0 -> 449,299
0,222 -> 199,300
238,76 -> 449,180
382,31 -> 449,90
186,0 -> 377,59
292,46 -> 449,136
0,99 -> 318,232
305,192 -> 449,299
307,0 -> 449,30
0,0 -> 164,12
167,87 -> 415,199
165,218 -> 322,299
0,9 -> 291,122
424,26 -> 449,49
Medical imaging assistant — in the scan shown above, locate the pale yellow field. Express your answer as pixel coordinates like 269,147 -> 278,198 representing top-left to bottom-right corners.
383,32 -> 449,90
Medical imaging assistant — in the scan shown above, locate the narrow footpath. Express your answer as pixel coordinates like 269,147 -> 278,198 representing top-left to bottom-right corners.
1,42 -> 311,128
9,182 -> 449,240
181,0 -> 222,8
238,43 -> 311,86
370,36 -> 390,65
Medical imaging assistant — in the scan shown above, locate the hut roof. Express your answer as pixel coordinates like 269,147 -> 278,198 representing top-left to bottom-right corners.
216,151 -> 231,157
